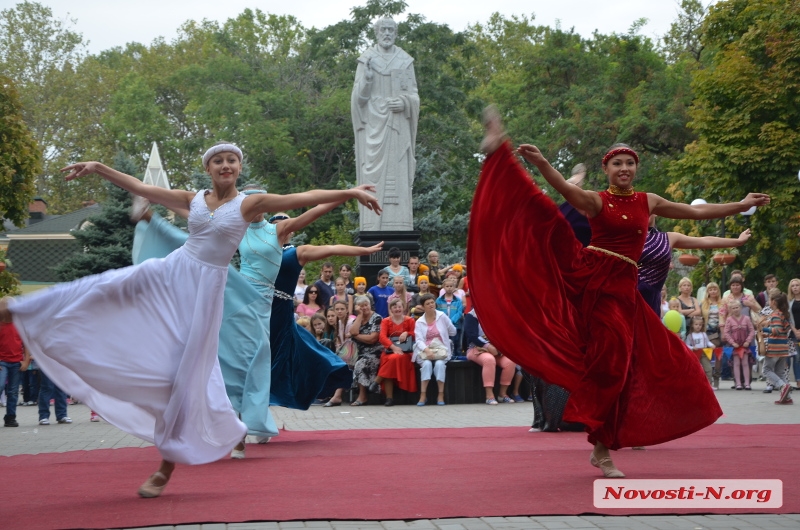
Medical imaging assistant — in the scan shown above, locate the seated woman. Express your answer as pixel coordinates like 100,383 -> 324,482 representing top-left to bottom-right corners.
464,309 -> 517,404
296,286 -> 323,318
350,295 -> 383,406
372,298 -> 417,406
413,293 -> 457,406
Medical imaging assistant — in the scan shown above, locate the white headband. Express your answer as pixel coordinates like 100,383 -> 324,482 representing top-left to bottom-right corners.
202,144 -> 243,168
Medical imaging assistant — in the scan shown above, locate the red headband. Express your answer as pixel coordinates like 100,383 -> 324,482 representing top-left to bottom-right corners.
602,147 -> 639,166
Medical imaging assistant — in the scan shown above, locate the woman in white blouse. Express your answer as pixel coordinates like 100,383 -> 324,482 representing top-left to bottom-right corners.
413,293 -> 456,406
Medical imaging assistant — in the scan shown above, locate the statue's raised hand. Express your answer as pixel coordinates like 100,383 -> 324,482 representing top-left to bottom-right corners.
364,58 -> 374,82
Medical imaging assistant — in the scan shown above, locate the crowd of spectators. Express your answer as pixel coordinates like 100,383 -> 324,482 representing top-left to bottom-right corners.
661,270 -> 800,404
9,254 -> 798,421
287,248 -> 533,407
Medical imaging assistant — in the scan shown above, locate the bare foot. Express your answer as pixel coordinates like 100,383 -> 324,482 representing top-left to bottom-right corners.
130,195 -> 152,223
479,105 -> 507,155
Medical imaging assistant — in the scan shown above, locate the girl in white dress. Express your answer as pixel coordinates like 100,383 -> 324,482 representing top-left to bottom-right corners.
0,143 -> 380,498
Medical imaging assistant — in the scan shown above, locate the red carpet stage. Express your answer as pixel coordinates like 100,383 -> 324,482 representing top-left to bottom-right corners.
1,424 -> 795,530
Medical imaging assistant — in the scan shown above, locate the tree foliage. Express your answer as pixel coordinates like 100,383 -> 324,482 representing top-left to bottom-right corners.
0,75 -> 39,227
0,248 -> 22,296
667,0 -> 800,289
2,1 -> 798,283
0,1 -> 98,212
54,153 -> 137,281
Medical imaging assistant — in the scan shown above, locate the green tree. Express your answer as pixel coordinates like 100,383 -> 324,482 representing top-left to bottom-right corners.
54,153 -> 137,281
304,206 -> 360,282
0,248 -> 22,296
0,75 -> 40,227
0,2 -> 96,211
661,0 -> 708,63
667,0 -> 800,288
465,14 -> 695,199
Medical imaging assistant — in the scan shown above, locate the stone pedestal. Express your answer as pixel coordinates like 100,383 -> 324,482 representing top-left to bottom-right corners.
355,230 -> 420,285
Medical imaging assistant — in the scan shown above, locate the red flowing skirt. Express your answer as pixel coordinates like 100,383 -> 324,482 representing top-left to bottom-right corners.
378,353 -> 418,393
467,143 -> 722,449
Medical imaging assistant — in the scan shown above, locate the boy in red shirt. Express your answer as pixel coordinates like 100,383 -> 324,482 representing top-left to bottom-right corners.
0,322 -> 28,427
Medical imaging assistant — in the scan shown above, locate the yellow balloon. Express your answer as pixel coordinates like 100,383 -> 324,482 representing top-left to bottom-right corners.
663,310 -> 683,333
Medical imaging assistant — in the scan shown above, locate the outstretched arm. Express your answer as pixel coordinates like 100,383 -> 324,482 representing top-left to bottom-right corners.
648,194 -> 770,220
276,184 -> 375,240
669,229 -> 751,250
242,187 -> 381,220
62,162 -> 195,212
517,144 -> 603,217
296,242 -> 384,267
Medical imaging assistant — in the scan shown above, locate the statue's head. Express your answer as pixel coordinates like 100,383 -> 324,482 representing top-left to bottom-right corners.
373,17 -> 397,50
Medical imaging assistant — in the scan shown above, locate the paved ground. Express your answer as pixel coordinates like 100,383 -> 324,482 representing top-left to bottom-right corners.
2,380 -> 797,529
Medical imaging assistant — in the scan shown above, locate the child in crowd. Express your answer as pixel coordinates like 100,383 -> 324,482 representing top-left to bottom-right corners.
329,277 -> 353,315
410,275 -> 432,318
323,300 -> 357,407
324,308 -> 338,349
310,313 -> 334,352
296,317 -> 312,333
437,278 -> 464,354
763,290 -> 793,404
664,298 -> 687,340
368,270 -> 394,318
723,300 -> 755,391
439,267 -> 466,300
387,275 -> 413,313
685,316 -> 715,387
353,276 -> 374,314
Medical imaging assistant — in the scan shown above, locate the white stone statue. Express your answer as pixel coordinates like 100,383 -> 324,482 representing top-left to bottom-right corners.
351,17 -> 419,232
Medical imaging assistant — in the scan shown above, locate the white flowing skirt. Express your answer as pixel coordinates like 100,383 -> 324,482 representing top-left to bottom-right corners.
9,248 -> 246,464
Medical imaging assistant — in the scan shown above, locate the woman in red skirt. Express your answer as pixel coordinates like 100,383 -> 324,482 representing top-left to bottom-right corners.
372,298 -> 417,406
468,108 -> 770,478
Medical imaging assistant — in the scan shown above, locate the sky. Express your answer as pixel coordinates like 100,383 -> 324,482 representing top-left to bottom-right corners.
11,0 -> 702,55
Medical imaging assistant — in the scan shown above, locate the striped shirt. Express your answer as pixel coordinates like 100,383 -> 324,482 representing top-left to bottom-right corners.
764,310 -> 791,357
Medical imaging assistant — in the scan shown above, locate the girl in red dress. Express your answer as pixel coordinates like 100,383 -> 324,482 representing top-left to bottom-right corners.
468,108 -> 770,478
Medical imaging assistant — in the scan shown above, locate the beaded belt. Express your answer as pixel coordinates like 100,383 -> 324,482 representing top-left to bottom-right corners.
274,289 -> 294,301
586,246 -> 639,268
242,274 -> 294,301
